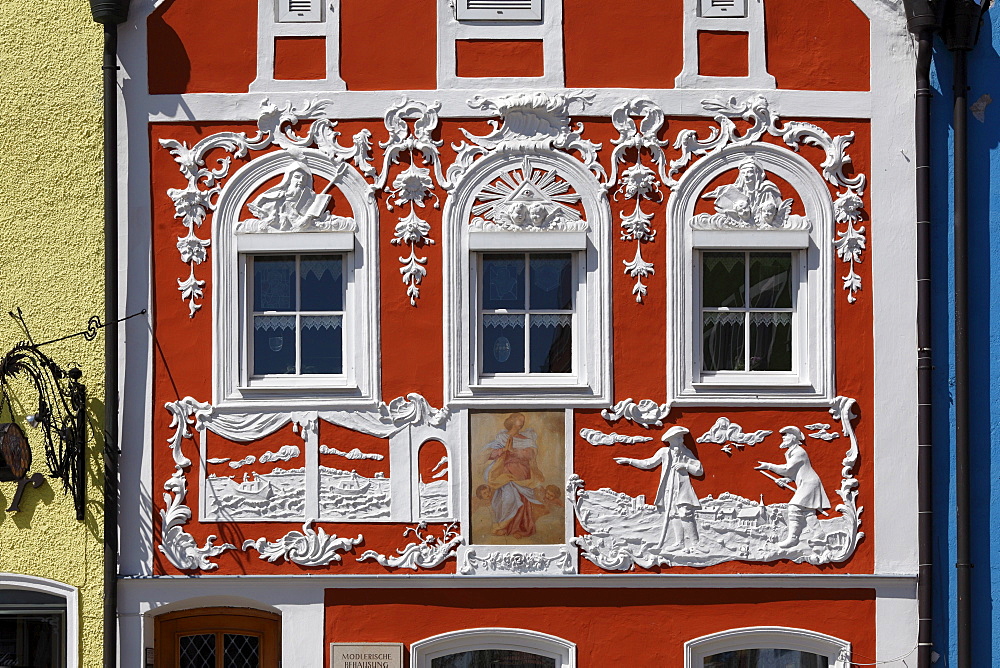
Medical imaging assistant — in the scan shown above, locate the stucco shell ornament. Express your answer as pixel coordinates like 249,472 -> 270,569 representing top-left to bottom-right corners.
570,396 -> 864,571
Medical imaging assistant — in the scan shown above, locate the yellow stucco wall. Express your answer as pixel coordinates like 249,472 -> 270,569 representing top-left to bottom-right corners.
0,1 -> 106,666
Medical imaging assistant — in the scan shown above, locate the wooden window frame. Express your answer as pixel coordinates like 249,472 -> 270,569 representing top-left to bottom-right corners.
154,607 -> 280,668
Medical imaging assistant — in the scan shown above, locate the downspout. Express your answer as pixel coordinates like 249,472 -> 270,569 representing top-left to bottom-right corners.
902,3 -> 937,668
87,2 -> 129,668
941,2 -> 986,666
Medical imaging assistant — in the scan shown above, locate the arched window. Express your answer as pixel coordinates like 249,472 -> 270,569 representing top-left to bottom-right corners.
0,574 -> 77,668
667,145 -> 835,406
685,627 -> 850,668
212,149 -> 379,408
443,151 -> 612,407
412,628 -> 575,668
155,607 -> 281,668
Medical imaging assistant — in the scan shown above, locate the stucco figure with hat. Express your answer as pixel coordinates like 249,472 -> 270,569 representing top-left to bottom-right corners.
755,426 -> 831,548
615,425 -> 704,552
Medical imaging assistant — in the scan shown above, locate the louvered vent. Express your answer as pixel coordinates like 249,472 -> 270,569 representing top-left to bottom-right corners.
277,0 -> 323,23
699,0 -> 748,18
456,0 -> 543,21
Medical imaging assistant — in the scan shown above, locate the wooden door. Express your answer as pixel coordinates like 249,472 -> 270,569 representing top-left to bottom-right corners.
155,607 -> 280,668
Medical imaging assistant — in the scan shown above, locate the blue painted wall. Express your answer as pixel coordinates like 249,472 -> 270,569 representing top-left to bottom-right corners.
930,5 -> 1000,666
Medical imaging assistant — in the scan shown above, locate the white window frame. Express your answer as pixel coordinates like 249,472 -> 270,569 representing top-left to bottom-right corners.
685,626 -> 850,668
674,0 -> 775,89
411,628 -> 575,668
213,149 -> 379,409
0,574 -> 78,668
438,0 -> 565,89
667,144 -> 834,407
250,0 -> 346,92
443,151 -> 612,407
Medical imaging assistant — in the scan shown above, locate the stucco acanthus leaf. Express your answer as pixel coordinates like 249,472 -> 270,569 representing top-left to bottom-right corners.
579,428 -> 654,446
160,98 -> 374,317
161,398 -> 235,571
377,393 -> 450,429
570,399 -> 865,570
696,417 -> 773,454
376,99 -> 444,306
459,548 -> 574,575
601,398 -> 670,428
609,99 -> 669,303
358,522 -> 464,570
242,520 -> 363,566
447,91 -> 605,188
668,95 -> 868,303
691,157 -> 810,231
468,155 -> 588,233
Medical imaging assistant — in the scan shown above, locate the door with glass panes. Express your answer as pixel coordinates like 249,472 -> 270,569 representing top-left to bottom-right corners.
154,607 -> 280,668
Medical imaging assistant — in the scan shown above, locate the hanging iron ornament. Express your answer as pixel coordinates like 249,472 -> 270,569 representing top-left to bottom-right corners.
0,423 -> 45,513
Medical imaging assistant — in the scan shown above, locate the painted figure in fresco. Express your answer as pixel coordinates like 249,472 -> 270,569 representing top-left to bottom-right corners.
241,161 -> 348,233
615,426 -> 704,552
483,413 -> 546,539
755,426 -> 831,548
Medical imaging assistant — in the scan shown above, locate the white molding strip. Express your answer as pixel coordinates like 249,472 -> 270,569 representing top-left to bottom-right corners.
146,89 -> 872,123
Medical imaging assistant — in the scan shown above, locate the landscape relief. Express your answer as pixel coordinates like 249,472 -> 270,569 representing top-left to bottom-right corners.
470,410 -> 566,545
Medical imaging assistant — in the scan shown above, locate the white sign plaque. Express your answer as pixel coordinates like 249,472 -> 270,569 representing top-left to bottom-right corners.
330,643 -> 404,668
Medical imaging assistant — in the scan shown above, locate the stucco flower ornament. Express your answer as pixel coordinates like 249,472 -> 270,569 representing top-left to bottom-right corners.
834,190 -> 864,224
392,210 -> 432,246
617,164 -> 660,202
176,235 -> 209,265
389,166 -> 437,209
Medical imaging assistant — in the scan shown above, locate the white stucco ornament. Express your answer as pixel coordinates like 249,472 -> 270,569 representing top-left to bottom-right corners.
696,417 -> 773,454
242,520 -> 363,566
459,548 -> 574,575
469,155 -> 587,233
572,397 -> 865,570
608,98 -> 670,302
668,95 -> 868,302
579,428 -> 654,446
160,99 -> 374,317
602,398 -> 671,428
236,158 -> 357,234
358,522 -> 464,571
691,157 -> 810,231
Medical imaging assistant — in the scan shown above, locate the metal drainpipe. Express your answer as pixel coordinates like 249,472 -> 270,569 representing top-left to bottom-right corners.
88,2 -> 128,668
903,3 -> 938,667
942,2 -> 986,666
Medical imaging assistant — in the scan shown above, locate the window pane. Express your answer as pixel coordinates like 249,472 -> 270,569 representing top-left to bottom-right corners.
431,649 -> 557,668
482,314 -> 526,373
529,253 -> 573,310
482,254 -> 526,310
703,252 -> 746,308
253,315 -> 296,375
178,634 -> 217,668
749,252 -> 792,309
703,312 -> 745,371
529,315 -> 573,373
749,312 -> 793,371
301,315 -> 343,374
253,256 -> 296,311
704,648 -> 829,668
300,255 -> 343,311
0,613 -> 62,668
223,633 -> 260,668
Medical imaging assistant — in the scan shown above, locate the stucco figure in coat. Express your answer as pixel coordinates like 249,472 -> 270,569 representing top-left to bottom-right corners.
615,426 -> 704,552
755,426 -> 831,548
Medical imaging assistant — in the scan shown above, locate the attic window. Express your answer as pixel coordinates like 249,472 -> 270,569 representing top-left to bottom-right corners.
277,0 -> 323,23
456,0 -> 543,21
